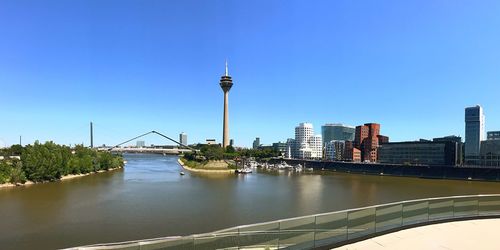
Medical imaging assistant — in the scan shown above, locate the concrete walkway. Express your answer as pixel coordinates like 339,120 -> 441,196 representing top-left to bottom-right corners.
333,218 -> 500,250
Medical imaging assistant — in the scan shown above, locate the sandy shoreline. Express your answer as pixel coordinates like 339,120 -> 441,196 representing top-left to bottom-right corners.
178,159 -> 234,174
0,166 -> 123,189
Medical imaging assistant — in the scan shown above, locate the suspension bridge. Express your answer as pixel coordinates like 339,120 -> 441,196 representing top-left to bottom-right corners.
95,130 -> 198,155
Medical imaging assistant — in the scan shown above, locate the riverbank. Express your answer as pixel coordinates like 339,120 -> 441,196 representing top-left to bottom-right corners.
272,159 -> 500,182
0,166 -> 123,189
177,158 -> 234,174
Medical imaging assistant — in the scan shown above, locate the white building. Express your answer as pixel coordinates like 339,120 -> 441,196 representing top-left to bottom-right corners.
289,123 -> 322,160
136,140 -> 145,148
309,135 -> 323,159
286,138 -> 296,159
179,132 -> 188,146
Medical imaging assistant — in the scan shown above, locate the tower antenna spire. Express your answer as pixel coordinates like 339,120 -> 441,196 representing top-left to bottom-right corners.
225,59 -> 228,76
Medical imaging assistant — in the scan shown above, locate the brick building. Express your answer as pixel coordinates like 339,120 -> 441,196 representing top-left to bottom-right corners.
350,123 -> 389,162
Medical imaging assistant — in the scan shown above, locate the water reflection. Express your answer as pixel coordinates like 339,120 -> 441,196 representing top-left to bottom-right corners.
1,153 -> 500,250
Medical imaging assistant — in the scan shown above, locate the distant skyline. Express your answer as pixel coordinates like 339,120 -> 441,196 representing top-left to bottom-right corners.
1,0 -> 500,147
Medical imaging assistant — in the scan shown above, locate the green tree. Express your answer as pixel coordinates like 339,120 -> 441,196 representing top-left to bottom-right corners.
98,152 -> 113,171
225,146 -> 236,153
67,157 -> 81,174
80,155 -> 94,173
10,160 -> 26,184
0,161 -> 11,184
9,144 -> 24,156
22,141 -> 64,182
201,145 -> 224,160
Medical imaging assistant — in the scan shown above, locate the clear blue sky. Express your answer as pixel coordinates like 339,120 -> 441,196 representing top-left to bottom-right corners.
1,0 -> 500,148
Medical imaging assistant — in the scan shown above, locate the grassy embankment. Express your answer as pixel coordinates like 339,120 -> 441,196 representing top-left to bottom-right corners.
179,157 -> 237,171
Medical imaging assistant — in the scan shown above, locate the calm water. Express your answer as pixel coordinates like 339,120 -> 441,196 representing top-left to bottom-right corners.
1,153 -> 500,249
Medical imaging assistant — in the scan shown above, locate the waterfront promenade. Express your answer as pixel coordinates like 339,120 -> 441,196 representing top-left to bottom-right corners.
334,218 -> 500,250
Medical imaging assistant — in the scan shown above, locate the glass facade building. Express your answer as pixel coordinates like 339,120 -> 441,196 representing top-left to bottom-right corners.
378,141 -> 462,166
321,124 -> 355,145
480,140 -> 500,167
324,140 -> 346,161
487,131 -> 500,141
465,105 -> 485,165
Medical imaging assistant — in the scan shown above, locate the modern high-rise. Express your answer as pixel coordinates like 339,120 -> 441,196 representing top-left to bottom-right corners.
220,61 -> 233,148
288,123 -> 323,159
354,123 -> 379,162
321,124 -> 355,145
465,105 -> 485,165
295,123 -> 314,145
348,123 -> 388,162
179,132 -> 188,146
252,137 -> 260,149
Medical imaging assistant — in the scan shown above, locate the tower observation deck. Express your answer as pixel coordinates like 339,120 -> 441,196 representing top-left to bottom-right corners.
220,61 -> 233,148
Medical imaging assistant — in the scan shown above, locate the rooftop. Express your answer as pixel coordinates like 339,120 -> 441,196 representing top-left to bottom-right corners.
333,218 -> 500,250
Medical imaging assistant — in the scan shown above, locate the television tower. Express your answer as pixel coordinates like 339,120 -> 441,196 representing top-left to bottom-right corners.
220,60 -> 233,148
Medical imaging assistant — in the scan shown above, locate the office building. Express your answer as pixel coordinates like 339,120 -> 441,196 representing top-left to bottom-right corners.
206,139 -> 216,145
344,140 -> 362,162
378,135 -> 389,144
288,123 -> 323,159
353,123 -> 388,162
480,140 -> 500,167
272,142 -> 287,154
253,137 -> 260,149
321,124 -> 355,145
309,135 -> 323,159
136,141 -> 145,148
285,138 -> 296,159
379,141 -> 462,166
465,105 -> 485,165
179,132 -> 188,146
433,135 -> 463,165
354,125 -> 369,149
433,135 -> 463,144
487,131 -> 500,141
325,140 -> 346,161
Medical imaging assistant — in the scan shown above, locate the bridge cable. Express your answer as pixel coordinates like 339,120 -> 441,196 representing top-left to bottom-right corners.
151,131 -> 195,151
108,131 -> 155,151
108,130 -> 196,152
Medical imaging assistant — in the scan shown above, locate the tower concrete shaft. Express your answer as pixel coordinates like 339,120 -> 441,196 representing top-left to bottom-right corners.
220,62 -> 233,148
223,91 -> 229,148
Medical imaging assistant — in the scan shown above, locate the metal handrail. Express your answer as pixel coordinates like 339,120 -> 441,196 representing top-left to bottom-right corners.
67,194 -> 500,250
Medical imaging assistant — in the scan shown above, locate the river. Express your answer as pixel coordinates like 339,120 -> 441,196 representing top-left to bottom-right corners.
1,153 -> 499,249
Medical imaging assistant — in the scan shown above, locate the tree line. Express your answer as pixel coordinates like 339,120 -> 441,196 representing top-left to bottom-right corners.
183,144 -> 280,162
0,141 -> 124,184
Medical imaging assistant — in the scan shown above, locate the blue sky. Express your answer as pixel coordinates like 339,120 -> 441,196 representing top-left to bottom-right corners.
1,0 -> 500,147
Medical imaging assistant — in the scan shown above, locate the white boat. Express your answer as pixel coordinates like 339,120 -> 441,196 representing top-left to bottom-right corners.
180,171 -> 185,175
277,162 -> 292,169
235,168 -> 252,174
295,164 -> 303,172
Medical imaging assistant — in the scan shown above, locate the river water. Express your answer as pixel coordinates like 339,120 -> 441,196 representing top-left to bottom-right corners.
1,153 -> 500,249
